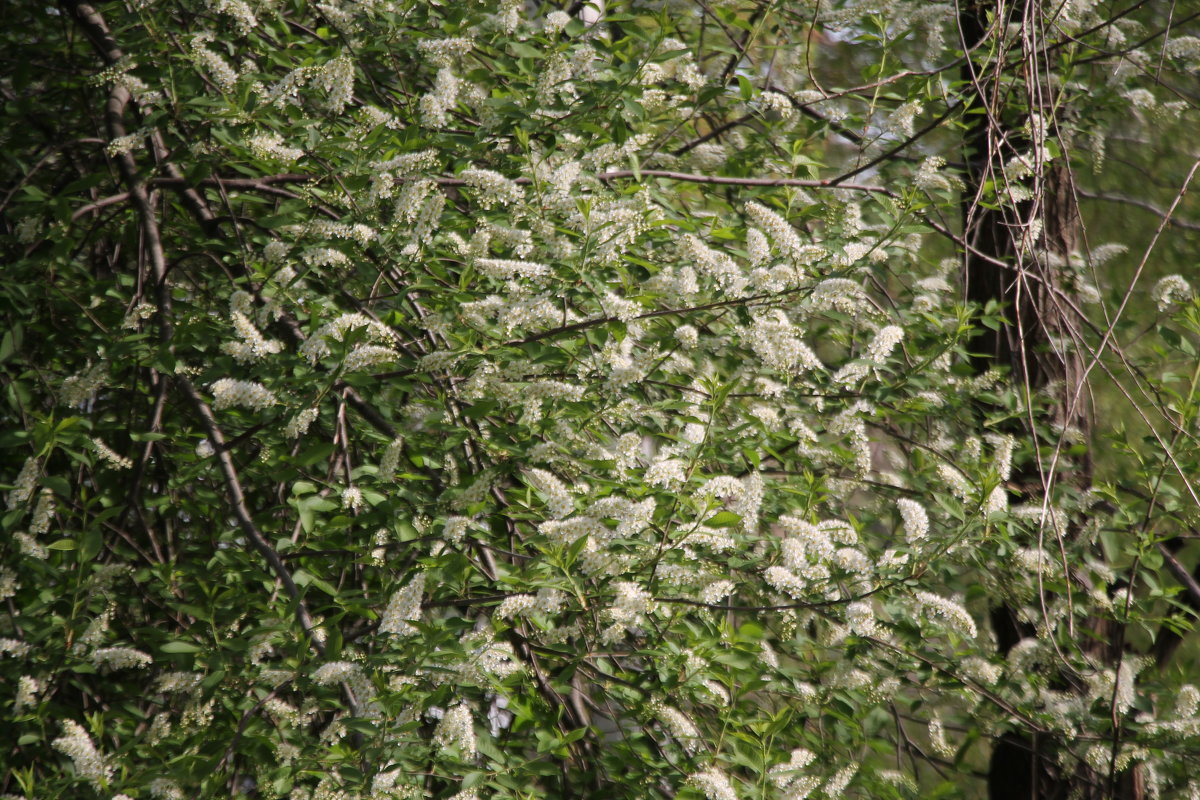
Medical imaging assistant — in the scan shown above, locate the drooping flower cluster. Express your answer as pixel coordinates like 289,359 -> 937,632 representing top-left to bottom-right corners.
210,378 -> 277,411
52,720 -> 113,790
434,703 -> 477,759
378,573 -> 425,636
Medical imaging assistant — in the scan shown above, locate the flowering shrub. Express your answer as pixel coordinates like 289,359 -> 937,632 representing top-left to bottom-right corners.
2,1 -> 1200,799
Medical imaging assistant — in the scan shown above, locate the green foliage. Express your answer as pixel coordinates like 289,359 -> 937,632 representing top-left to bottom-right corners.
2,1 -> 1200,799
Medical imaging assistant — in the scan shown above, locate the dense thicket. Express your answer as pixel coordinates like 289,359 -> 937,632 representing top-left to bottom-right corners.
3,1 -> 1200,799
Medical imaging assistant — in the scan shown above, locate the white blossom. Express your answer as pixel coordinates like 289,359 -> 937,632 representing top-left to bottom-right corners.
528,469 -> 574,518
434,703 -> 477,758
6,457 -> 39,508
914,591 -> 977,638
1152,275 -> 1192,312
461,168 -> 523,209
29,488 -> 54,535
284,408 -> 319,439
14,675 -> 40,713
89,438 -> 133,469
896,498 -> 929,543
248,132 -> 304,162
52,720 -> 113,790
92,646 -> 152,670
688,768 -> 738,800
379,573 -> 425,636
210,378 -> 277,411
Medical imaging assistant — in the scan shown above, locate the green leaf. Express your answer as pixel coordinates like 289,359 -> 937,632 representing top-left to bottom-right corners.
703,511 -> 742,528
737,74 -> 754,102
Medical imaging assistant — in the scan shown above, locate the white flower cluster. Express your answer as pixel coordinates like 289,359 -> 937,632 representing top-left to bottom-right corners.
475,258 -> 550,281
461,168 -> 524,209
757,90 -> 794,119
248,132 -> 304,162
700,579 -> 735,605
379,438 -> 404,481
494,594 -> 536,620
29,488 -> 54,535
0,568 -> 17,601
443,516 -> 469,545
575,198 -> 650,264
600,291 -> 643,322
804,278 -> 874,319
937,462 -> 971,501
149,778 -> 185,800
341,486 -> 364,511
824,764 -> 858,798
656,704 -> 701,753
300,313 -> 395,364
15,532 -> 47,560
896,498 -> 929,543
417,37 -> 475,67
379,573 -> 425,636
745,227 -> 770,266
544,9 -> 571,35
310,660 -> 372,707
107,133 -> 143,157
961,656 -> 1002,685
866,325 -> 904,363
7,456 -> 39,508
190,34 -> 238,91
313,56 -> 354,115
638,38 -> 706,90
769,748 -> 819,799
157,671 -> 203,693
301,220 -> 377,247
302,247 -> 350,270
91,646 -> 152,670
688,768 -> 738,800
210,378 -> 277,411
985,433 -> 1015,481
14,675 -> 40,713
745,312 -> 823,375
369,150 -> 440,201
914,155 -> 952,192
604,581 -> 654,637
914,591 -> 977,638
343,344 -> 400,372
263,697 -> 303,727
1152,274 -> 1192,312
222,311 -> 283,363
434,703 -> 477,759
52,720 -> 113,790
744,202 -> 812,264
887,100 -> 923,137
928,716 -> 955,758
420,68 -> 460,127
461,291 -> 561,335
90,437 -> 133,469
284,407 -> 319,439
528,469 -> 574,518
207,0 -> 256,33
73,609 -> 112,653
60,362 -> 107,407
844,601 -> 877,637
679,235 -> 747,296
0,637 -> 31,658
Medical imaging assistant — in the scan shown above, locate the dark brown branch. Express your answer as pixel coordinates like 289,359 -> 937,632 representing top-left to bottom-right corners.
62,0 -> 349,709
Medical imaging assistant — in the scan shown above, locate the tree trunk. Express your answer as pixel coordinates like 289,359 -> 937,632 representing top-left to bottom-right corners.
957,3 -> 1140,799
